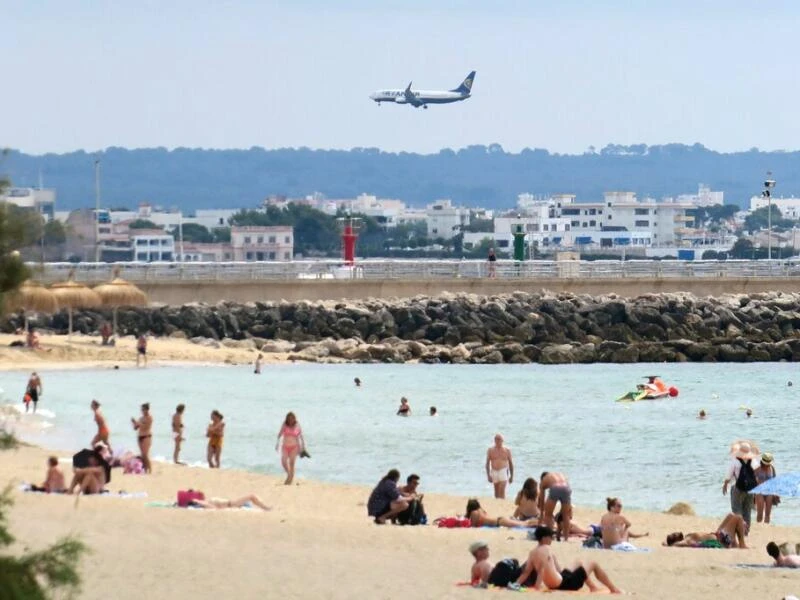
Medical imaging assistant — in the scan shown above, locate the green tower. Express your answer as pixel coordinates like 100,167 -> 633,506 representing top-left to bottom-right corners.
512,223 -> 526,262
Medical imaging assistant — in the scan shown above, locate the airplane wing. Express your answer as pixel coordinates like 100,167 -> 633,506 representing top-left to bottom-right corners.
403,82 -> 424,107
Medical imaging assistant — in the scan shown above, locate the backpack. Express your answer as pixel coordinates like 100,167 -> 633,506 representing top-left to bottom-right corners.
397,499 -> 427,526
488,559 -> 521,588
735,458 -> 758,492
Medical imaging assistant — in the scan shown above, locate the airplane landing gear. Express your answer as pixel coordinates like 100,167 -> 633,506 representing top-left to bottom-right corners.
423,104 -> 428,110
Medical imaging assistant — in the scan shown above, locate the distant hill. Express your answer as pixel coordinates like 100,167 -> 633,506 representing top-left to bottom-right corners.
3,144 -> 799,212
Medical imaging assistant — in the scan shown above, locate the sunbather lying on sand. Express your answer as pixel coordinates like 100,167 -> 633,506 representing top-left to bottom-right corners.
466,498 -> 537,528
664,513 -> 747,549
188,494 -> 271,511
767,542 -> 800,568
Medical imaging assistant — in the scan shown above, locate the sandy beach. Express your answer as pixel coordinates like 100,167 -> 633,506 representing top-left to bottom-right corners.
0,443 -> 798,600
0,332 -> 288,371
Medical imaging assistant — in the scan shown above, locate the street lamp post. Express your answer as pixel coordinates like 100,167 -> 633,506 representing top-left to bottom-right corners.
763,172 -> 776,260
94,159 -> 101,262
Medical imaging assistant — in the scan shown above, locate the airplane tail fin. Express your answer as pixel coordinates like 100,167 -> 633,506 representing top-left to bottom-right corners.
451,71 -> 476,94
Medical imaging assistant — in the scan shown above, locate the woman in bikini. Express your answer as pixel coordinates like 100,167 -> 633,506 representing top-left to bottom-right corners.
207,410 -> 225,469
188,493 -> 271,511
397,397 -> 411,416
466,498 -> 537,529
514,477 -> 539,520
276,412 -> 305,485
91,400 -> 110,449
131,402 -> 153,473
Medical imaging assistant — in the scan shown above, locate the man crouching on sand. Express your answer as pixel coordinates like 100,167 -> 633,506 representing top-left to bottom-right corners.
510,526 -> 621,593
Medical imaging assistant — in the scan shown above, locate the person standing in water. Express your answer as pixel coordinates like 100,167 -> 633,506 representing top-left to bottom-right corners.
206,410 -> 225,468
397,397 -> 411,416
172,404 -> 186,465
25,372 -> 42,413
136,333 -> 148,367
90,400 -> 110,448
276,412 -> 306,485
254,353 -> 263,374
485,433 -> 513,499
131,403 -> 153,473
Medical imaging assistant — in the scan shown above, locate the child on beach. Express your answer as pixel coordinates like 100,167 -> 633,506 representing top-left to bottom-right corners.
254,353 -> 263,374
172,404 -> 186,465
207,410 -> 225,469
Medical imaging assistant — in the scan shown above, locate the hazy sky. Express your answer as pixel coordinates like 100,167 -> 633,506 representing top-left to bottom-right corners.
4,0 -> 800,155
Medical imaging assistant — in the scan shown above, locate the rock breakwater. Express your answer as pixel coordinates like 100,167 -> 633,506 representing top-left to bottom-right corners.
4,290 -> 800,364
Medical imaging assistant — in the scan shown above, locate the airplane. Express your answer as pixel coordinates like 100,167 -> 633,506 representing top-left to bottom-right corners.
369,71 -> 476,110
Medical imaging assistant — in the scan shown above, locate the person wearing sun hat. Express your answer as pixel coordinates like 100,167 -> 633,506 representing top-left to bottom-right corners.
723,441 -> 761,533
755,452 -> 778,524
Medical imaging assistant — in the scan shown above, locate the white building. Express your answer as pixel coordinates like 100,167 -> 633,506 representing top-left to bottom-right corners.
674,184 -> 724,207
131,230 -> 175,262
230,226 -> 293,261
425,199 -> 470,240
749,195 -> 800,220
192,209 -> 237,230
1,187 -> 56,221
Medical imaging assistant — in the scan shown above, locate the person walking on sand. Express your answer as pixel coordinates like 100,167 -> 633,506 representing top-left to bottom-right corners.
206,410 -> 225,468
723,441 -> 760,533
486,433 -> 513,499
172,404 -> 186,465
600,497 -> 649,549
136,333 -> 148,367
131,403 -> 153,473
276,412 -> 306,485
25,371 -> 42,414
511,526 -> 621,593
540,471 -> 573,541
254,353 -> 263,374
90,400 -> 110,448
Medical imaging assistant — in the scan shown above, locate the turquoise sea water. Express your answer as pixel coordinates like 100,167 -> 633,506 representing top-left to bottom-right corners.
1,362 -> 798,523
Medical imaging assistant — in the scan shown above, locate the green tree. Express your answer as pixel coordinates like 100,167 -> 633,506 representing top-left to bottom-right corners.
0,171 -> 31,312
213,227 -> 231,243
0,485 -> 87,599
43,220 -> 66,246
128,219 -> 159,230
174,223 -> 213,243
743,206 -> 794,233
464,218 -> 493,233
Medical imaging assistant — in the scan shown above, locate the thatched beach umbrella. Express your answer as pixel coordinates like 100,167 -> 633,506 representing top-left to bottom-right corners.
93,277 -> 148,336
6,280 -> 59,331
50,279 -> 101,340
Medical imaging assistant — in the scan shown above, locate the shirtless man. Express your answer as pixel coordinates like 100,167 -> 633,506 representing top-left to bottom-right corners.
513,526 -> 621,593
664,512 -> 748,549
172,404 -> 186,464
600,497 -> 649,549
131,403 -> 153,473
31,456 -> 66,493
26,372 -> 42,414
539,471 -> 573,541
485,433 -> 513,499
90,400 -> 110,448
767,542 -> 800,568
468,541 -> 493,587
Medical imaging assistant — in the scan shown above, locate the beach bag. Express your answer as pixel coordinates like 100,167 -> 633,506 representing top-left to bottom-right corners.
735,459 -> 758,492
397,499 -> 426,526
177,490 -> 205,507
488,559 -> 521,588
435,516 -> 470,528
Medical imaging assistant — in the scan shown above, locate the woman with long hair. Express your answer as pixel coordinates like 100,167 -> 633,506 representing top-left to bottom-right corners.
276,412 -> 306,485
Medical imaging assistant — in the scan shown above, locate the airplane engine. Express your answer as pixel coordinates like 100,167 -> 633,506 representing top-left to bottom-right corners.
394,96 -> 408,104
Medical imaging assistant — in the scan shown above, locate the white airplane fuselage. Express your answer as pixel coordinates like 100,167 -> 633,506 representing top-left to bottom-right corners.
369,89 -> 469,106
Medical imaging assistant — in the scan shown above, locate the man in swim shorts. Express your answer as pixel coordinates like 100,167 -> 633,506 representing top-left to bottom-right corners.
26,372 -> 42,413
512,526 -> 621,593
540,471 -> 573,541
485,433 -> 513,499
767,542 -> 800,568
136,333 -> 147,367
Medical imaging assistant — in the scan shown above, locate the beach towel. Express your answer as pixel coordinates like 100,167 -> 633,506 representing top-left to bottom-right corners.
20,484 -> 146,498
145,501 -> 254,511
733,563 -> 799,570
582,542 -> 651,553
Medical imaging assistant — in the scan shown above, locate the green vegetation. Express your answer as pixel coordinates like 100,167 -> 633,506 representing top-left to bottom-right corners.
170,223 -> 229,244
0,485 -> 87,599
0,429 -> 19,450
0,170 -> 31,312
128,219 -> 159,230
743,205 -> 795,234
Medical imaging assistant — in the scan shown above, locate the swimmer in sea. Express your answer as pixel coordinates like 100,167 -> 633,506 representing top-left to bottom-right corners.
429,406 -> 437,416
354,377 -> 361,387
397,397 -> 411,416
698,409 -> 707,419
172,404 -> 186,465
90,400 -> 110,448
746,408 -> 753,418
131,403 -> 153,473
